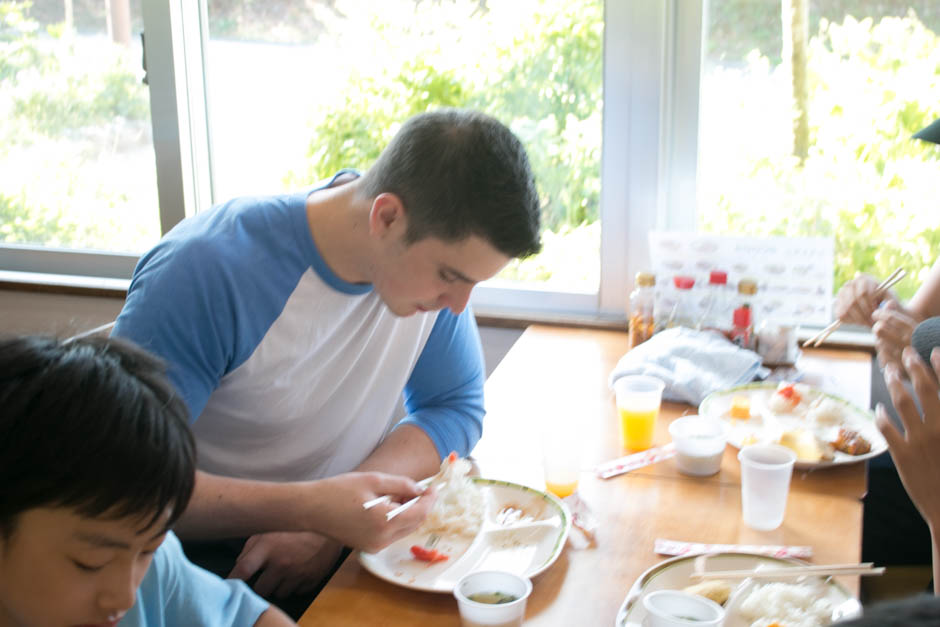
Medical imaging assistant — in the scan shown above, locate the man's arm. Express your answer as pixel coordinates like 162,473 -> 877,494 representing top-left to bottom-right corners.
355,423 -> 442,480
907,259 -> 940,322
174,469 -> 435,552
395,306 -> 487,461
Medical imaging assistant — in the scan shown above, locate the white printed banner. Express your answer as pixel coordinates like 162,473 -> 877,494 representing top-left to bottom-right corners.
647,232 -> 833,327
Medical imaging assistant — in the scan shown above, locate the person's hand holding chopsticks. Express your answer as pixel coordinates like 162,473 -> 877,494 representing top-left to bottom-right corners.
805,267 -> 907,347
306,471 -> 437,553
834,273 -> 900,327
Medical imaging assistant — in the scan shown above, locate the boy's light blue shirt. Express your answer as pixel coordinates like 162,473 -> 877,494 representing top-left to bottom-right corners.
120,533 -> 268,627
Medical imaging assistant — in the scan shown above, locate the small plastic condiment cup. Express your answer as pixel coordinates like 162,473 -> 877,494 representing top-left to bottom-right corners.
453,570 -> 532,627
668,415 -> 727,477
641,589 -> 725,627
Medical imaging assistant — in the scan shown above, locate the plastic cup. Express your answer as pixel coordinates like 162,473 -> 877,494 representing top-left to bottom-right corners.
738,444 -> 797,531
542,419 -> 582,498
668,415 -> 727,476
454,570 -> 532,627
613,375 -> 665,451
642,590 -> 725,627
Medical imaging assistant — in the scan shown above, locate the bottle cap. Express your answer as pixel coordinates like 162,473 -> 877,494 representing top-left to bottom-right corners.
635,272 -> 656,288
708,270 -> 728,285
737,278 -> 758,295
673,276 -> 695,290
733,305 -> 752,327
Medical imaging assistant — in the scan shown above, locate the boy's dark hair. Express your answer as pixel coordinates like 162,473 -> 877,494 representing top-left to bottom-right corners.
361,108 -> 542,259
0,335 -> 196,537
834,593 -> 940,626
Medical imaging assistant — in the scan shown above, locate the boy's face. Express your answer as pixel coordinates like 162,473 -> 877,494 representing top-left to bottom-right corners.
374,233 -> 511,317
0,507 -> 167,627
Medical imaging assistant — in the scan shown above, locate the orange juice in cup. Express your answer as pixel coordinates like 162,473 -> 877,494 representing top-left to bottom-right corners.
613,375 -> 665,451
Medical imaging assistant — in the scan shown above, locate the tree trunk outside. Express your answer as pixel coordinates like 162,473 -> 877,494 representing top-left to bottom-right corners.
782,0 -> 810,164
106,0 -> 132,47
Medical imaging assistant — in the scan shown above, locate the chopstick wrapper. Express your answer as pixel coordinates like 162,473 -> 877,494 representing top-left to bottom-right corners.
595,443 -> 676,479
654,538 -> 813,559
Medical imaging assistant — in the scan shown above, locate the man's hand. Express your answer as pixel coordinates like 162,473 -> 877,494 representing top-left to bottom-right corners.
834,273 -> 891,327
872,301 -> 918,371
229,531 -> 344,599
876,346 -> 940,528
308,471 -> 437,553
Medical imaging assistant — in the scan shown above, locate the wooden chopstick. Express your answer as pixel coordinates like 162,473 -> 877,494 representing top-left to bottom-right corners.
690,563 -> 884,580
803,267 -> 907,348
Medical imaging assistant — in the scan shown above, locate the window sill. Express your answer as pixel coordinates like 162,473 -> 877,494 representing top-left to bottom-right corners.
0,270 -> 878,353
0,270 -> 129,298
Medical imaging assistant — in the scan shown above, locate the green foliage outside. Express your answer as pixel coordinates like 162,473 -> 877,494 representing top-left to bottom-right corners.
2,0 -> 939,299
699,13 -> 940,300
0,0 -> 156,251
283,0 -> 602,287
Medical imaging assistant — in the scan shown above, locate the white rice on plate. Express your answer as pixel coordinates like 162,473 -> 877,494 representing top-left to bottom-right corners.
419,456 -> 485,537
733,580 -> 835,627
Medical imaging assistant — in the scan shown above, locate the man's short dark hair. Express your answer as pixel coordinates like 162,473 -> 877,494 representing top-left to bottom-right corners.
0,335 -> 196,537
361,108 -> 542,259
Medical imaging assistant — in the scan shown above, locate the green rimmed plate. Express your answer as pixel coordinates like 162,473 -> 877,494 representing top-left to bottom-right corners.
359,477 -> 571,592
616,552 -> 862,626
699,381 -> 886,469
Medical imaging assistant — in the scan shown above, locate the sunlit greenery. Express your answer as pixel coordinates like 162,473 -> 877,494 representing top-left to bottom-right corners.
2,0 -> 938,298
0,0 -> 156,251
699,12 -> 940,300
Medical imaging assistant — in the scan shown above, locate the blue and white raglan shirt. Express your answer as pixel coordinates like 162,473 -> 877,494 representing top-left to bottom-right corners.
113,172 -> 485,481
121,532 -> 268,626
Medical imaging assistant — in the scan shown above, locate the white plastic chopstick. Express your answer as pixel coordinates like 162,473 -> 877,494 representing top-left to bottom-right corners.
690,562 -> 884,580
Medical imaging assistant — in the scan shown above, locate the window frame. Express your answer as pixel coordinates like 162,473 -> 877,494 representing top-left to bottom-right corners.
1,0 -> 705,325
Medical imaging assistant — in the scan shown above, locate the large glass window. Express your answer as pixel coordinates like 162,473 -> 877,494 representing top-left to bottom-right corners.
204,0 -> 603,293
0,0 -> 159,254
698,1 -> 940,300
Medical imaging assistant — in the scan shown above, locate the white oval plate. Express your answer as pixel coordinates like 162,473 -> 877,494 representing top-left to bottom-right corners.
615,553 -> 862,626
698,382 -> 887,469
359,477 -> 571,593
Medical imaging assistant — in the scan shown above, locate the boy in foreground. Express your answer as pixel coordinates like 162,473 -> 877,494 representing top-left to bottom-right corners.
0,335 -> 294,626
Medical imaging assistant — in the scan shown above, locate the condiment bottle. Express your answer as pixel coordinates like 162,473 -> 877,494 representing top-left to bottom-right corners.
628,272 -> 656,349
730,278 -> 758,349
666,276 -> 696,329
697,270 -> 730,334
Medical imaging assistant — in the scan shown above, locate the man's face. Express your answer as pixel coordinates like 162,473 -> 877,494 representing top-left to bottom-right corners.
373,233 -> 511,317
0,507 -> 167,627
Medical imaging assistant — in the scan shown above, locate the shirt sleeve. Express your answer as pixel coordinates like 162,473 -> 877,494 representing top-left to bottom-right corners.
398,305 -> 486,458
121,533 -> 269,627
114,238 -> 238,420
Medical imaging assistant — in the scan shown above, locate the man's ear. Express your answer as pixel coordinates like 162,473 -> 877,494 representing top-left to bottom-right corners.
368,193 -> 407,238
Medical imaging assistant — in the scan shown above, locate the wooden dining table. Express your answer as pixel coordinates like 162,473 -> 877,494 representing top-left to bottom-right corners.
299,325 -> 873,626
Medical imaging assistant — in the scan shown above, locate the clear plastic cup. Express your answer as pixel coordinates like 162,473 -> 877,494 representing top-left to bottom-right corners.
542,416 -> 582,498
668,415 -> 726,476
642,590 -> 725,626
453,570 -> 532,627
613,375 -> 665,451
738,444 -> 797,531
